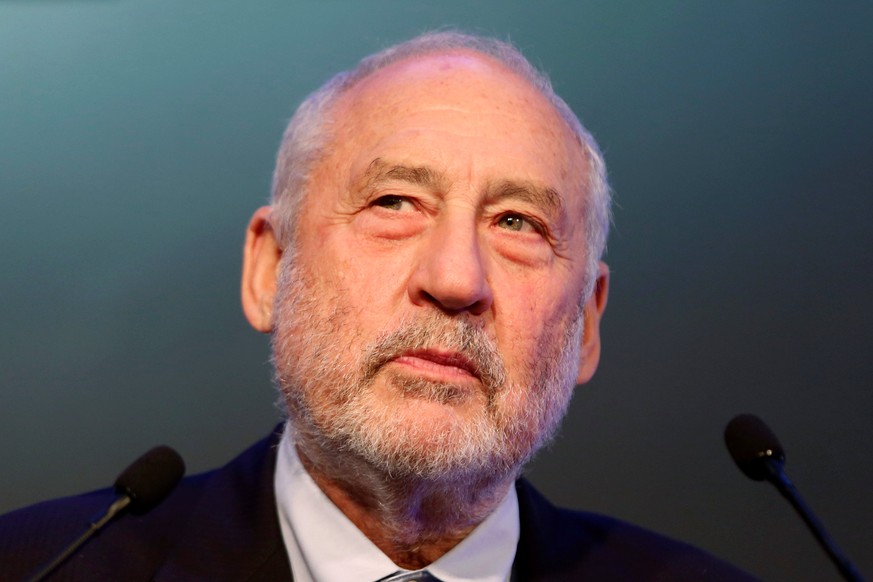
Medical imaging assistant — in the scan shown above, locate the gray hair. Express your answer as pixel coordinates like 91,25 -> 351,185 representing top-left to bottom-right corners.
269,31 -> 611,288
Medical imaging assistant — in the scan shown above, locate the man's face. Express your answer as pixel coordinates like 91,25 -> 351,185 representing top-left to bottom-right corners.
267,53 -> 606,483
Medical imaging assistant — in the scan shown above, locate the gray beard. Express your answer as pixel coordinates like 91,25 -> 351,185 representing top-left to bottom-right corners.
270,252 -> 585,540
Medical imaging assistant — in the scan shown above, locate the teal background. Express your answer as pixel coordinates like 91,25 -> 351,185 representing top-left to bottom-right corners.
2,2 -> 871,580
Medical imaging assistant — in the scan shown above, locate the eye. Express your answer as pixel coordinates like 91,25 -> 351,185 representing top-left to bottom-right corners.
497,213 -> 536,233
373,195 -> 409,211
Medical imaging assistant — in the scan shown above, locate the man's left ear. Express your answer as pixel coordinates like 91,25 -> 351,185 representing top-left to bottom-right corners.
241,206 -> 283,334
575,261 -> 609,385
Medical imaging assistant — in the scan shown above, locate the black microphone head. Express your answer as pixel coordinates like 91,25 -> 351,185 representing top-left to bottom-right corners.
114,445 -> 185,514
724,414 -> 786,481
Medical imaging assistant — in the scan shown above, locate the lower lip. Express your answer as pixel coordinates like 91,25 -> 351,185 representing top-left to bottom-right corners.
390,355 -> 477,381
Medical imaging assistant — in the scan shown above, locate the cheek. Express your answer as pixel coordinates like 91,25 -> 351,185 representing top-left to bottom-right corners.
493,294 -> 547,373
302,233 -> 417,333
493,281 -> 580,365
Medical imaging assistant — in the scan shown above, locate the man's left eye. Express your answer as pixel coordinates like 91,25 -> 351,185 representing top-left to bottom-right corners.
373,195 -> 408,211
497,214 -> 532,232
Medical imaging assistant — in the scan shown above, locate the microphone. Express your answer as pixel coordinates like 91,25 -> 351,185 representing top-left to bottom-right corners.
26,445 -> 185,582
724,414 -> 865,582
114,445 -> 185,514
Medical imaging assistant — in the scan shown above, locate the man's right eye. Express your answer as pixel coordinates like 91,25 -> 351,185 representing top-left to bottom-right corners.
373,195 -> 407,211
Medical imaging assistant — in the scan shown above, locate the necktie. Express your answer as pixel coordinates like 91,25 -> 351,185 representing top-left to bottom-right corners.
378,570 -> 444,582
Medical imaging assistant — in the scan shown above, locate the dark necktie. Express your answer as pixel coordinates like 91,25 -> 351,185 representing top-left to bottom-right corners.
378,570 -> 444,582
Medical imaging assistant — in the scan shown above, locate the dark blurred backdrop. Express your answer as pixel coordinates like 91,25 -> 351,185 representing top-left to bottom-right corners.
2,2 -> 871,580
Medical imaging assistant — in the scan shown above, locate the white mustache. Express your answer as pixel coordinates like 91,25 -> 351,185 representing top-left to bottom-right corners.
361,314 -> 507,393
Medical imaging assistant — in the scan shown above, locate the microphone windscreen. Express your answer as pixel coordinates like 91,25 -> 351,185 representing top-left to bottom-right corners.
724,414 -> 786,481
114,445 -> 185,514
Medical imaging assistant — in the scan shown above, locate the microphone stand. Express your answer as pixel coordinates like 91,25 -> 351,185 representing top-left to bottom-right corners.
26,495 -> 132,582
762,459 -> 865,582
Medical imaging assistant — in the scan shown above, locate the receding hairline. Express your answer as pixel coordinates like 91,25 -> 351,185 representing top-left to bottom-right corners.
269,30 -> 611,286
326,47 -> 589,154
311,48 -> 593,208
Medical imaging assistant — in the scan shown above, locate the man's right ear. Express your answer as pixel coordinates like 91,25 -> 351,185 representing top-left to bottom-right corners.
241,206 -> 282,333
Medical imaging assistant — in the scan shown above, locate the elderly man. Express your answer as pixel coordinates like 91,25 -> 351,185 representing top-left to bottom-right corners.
0,32 -> 755,581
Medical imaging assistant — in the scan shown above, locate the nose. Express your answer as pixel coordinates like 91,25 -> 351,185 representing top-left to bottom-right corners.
407,216 -> 493,315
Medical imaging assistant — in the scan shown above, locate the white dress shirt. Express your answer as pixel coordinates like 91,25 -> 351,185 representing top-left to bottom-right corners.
274,424 -> 519,582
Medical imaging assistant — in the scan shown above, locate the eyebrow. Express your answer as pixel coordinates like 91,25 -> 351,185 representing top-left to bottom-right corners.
361,158 -> 448,192
487,180 -> 565,224
359,158 -> 566,223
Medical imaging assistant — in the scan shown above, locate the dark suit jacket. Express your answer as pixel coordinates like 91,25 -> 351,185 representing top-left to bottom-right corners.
0,427 -> 757,581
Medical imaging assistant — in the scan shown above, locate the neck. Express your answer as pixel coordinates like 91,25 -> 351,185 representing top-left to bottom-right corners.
295,443 -> 514,569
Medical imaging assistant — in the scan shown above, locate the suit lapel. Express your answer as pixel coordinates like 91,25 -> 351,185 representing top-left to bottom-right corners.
512,478 -> 600,582
148,438 -> 577,581
153,425 -> 294,581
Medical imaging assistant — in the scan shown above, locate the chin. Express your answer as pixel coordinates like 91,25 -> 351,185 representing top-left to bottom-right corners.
332,388 -> 507,479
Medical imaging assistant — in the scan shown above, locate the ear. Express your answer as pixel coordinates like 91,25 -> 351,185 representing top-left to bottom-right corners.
241,206 -> 282,333
575,261 -> 610,385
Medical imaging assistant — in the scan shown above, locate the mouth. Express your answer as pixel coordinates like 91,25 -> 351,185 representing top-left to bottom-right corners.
388,349 -> 481,383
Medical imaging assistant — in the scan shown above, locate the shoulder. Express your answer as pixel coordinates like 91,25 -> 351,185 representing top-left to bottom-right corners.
0,470 -> 211,581
513,479 -> 759,581
0,427 -> 282,581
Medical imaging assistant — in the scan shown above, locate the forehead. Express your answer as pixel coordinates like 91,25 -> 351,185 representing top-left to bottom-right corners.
324,51 -> 588,194
346,51 -> 552,118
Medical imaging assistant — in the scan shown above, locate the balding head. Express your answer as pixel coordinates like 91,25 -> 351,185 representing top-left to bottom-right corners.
269,31 -> 610,288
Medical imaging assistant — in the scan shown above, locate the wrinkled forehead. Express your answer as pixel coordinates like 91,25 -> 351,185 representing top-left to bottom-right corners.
328,51 -> 589,193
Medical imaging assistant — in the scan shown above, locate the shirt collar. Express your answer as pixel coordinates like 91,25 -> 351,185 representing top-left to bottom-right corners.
274,423 -> 519,582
